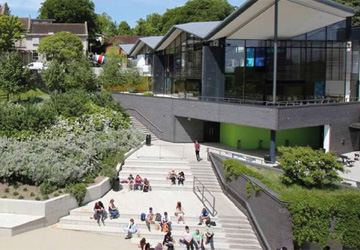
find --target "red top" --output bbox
[195,141,200,150]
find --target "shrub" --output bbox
[23,187,28,192]
[35,196,41,201]
[53,193,59,197]
[40,182,57,195]
[43,195,49,200]
[50,90,90,118]
[13,183,19,189]
[66,183,87,206]
[13,191,19,196]
[18,195,24,199]
[89,91,126,114]
[278,146,344,187]
[2,195,7,198]
[142,92,154,97]
[30,192,35,197]
[4,187,9,193]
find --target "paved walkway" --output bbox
[0,227,138,250]
[338,151,360,187]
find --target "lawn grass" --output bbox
[0,88,48,102]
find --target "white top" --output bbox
[183,231,192,242]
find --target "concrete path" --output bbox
[0,227,138,250]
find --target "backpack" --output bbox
[155,213,162,222]
[141,212,146,221]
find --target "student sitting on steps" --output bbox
[180,226,194,250]
[161,211,172,232]
[108,199,119,219]
[145,207,155,231]
[135,174,144,190]
[178,171,185,185]
[163,231,175,250]
[167,169,177,185]
[143,178,152,192]
[198,207,210,225]
[175,201,185,224]
[139,238,151,250]
[127,174,134,190]
[124,218,138,239]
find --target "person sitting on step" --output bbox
[167,169,176,185]
[180,226,194,250]
[163,231,175,250]
[93,200,105,226]
[161,211,172,232]
[135,174,143,190]
[108,199,119,219]
[128,174,134,190]
[139,237,151,250]
[192,228,205,250]
[178,171,185,185]
[145,207,155,231]
[124,218,138,239]
[143,178,151,192]
[198,207,210,225]
[175,201,185,224]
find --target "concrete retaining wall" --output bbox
[0,178,111,228]
[209,153,293,250]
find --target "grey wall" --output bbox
[152,53,165,93]
[202,39,225,98]
[210,153,293,250]
[278,103,360,153]
[113,93,360,153]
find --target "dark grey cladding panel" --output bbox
[172,99,279,130]
[278,103,360,130]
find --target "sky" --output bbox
[0,0,246,28]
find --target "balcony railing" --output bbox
[116,91,360,107]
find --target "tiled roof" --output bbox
[19,17,30,30]
[107,36,142,45]
[30,23,87,35]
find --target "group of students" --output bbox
[167,170,185,186]
[127,174,152,192]
[92,199,120,225]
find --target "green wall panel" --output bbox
[220,123,321,150]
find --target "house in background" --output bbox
[15,17,88,64]
[104,36,142,54]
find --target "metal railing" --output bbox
[125,108,163,134]
[207,147,274,166]
[116,91,360,107]
[193,176,217,216]
[135,145,186,160]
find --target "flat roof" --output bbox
[206,0,357,41]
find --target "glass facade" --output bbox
[224,21,359,101]
[163,32,203,96]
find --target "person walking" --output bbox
[194,140,200,161]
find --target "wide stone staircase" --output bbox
[54,145,262,250]
[130,116,158,142]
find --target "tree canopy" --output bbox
[39,0,97,40]
[0,15,23,52]
[96,12,118,39]
[0,52,35,99]
[334,0,360,27]
[37,32,84,63]
[118,21,132,36]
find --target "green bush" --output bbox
[23,187,28,192]
[4,187,9,193]
[53,193,59,197]
[35,196,41,201]
[13,183,19,189]
[89,91,126,114]
[278,146,344,187]
[50,90,90,118]
[12,191,19,196]
[43,195,49,200]
[66,183,87,206]
[142,92,154,97]
[223,159,360,248]
[30,192,35,197]
[100,151,124,183]
[2,195,7,198]
[40,182,57,195]
[18,195,24,199]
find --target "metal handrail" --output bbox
[193,176,217,216]
[125,108,163,133]
[135,145,186,159]
[207,147,275,166]
[118,91,360,107]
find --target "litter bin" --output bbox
[237,140,241,149]
[113,176,120,191]
[264,154,271,164]
[146,134,151,146]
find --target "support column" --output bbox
[272,0,279,103]
[270,130,276,164]
[323,125,331,153]
[152,53,165,94]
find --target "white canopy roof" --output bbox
[206,0,356,41]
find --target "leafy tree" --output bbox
[133,13,163,36]
[98,53,123,87]
[161,0,234,33]
[333,0,360,27]
[118,21,132,36]
[0,52,35,100]
[37,32,84,63]
[278,146,344,187]
[38,0,97,40]
[42,58,97,92]
[0,15,23,52]
[96,12,118,39]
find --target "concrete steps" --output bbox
[130,116,158,141]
